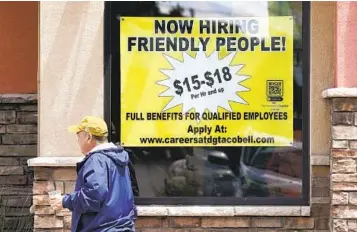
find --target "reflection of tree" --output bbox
[113,1,161,16]
[112,1,193,17]
[158,2,195,17]
[168,4,184,16]
[111,1,185,17]
[189,8,195,17]
[268,2,302,47]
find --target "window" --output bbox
[104,1,310,205]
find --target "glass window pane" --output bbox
[111,1,304,199]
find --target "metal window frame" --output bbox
[104,1,311,206]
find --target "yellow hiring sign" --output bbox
[120,17,293,147]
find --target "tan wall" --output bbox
[0,2,38,94]
[310,1,335,156]
[39,1,104,156]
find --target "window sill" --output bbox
[28,157,83,167]
[27,155,330,168]
[322,87,357,98]
[137,206,310,217]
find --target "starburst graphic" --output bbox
[157,46,251,118]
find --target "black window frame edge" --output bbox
[104,1,311,206]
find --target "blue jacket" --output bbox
[62,145,137,232]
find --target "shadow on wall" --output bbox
[40,2,104,156]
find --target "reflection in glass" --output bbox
[111,1,304,198]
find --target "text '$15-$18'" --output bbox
[173,66,233,96]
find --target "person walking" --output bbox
[50,116,137,232]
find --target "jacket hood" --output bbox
[89,143,129,167]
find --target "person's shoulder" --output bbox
[84,152,110,167]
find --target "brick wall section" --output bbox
[0,94,37,229]
[32,163,330,231]
[331,98,357,232]
[33,167,76,232]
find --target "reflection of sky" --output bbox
[158,1,269,17]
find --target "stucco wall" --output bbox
[0,2,38,94]
[39,1,104,156]
[310,1,335,156]
[336,2,357,87]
